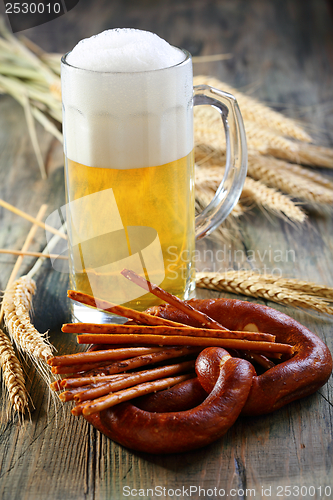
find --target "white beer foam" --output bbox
[66,29,185,72]
[61,29,193,169]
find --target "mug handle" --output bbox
[193,84,247,239]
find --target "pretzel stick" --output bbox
[50,380,62,391]
[121,270,279,367]
[69,279,276,366]
[0,198,67,240]
[71,360,195,403]
[67,290,188,327]
[58,380,117,401]
[48,347,161,366]
[76,374,193,416]
[60,373,149,401]
[72,346,201,378]
[59,373,134,390]
[51,348,179,374]
[51,359,130,375]
[62,323,275,342]
[121,269,229,330]
[77,333,294,356]
[72,401,92,416]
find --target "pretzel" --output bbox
[84,347,255,453]
[60,294,331,453]
[145,298,332,415]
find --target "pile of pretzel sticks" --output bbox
[48,269,294,417]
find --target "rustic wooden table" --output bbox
[0,1,332,499]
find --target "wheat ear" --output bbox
[196,271,333,315]
[284,163,333,190]
[244,121,300,154]
[225,270,333,300]
[240,177,306,223]
[195,163,306,223]
[0,328,28,414]
[269,142,333,169]
[3,276,53,362]
[193,75,312,143]
[248,153,333,191]
[194,105,298,154]
[247,155,333,204]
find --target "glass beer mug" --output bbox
[61,31,247,322]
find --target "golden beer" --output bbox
[65,152,195,311]
[62,30,195,320]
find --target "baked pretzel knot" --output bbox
[146,298,333,416]
[85,347,255,454]
[83,298,332,453]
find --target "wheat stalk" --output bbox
[0,248,68,259]
[223,270,333,300]
[0,203,49,327]
[0,199,67,241]
[0,17,62,174]
[194,105,299,154]
[3,276,53,363]
[0,205,54,363]
[241,177,306,222]
[283,163,333,190]
[248,153,333,191]
[196,163,306,223]
[269,142,333,169]
[193,75,312,143]
[244,121,300,154]
[195,271,333,315]
[195,144,333,191]
[0,204,56,418]
[0,211,67,419]
[195,142,333,231]
[247,155,333,204]
[0,328,28,414]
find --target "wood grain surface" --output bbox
[0,1,332,499]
